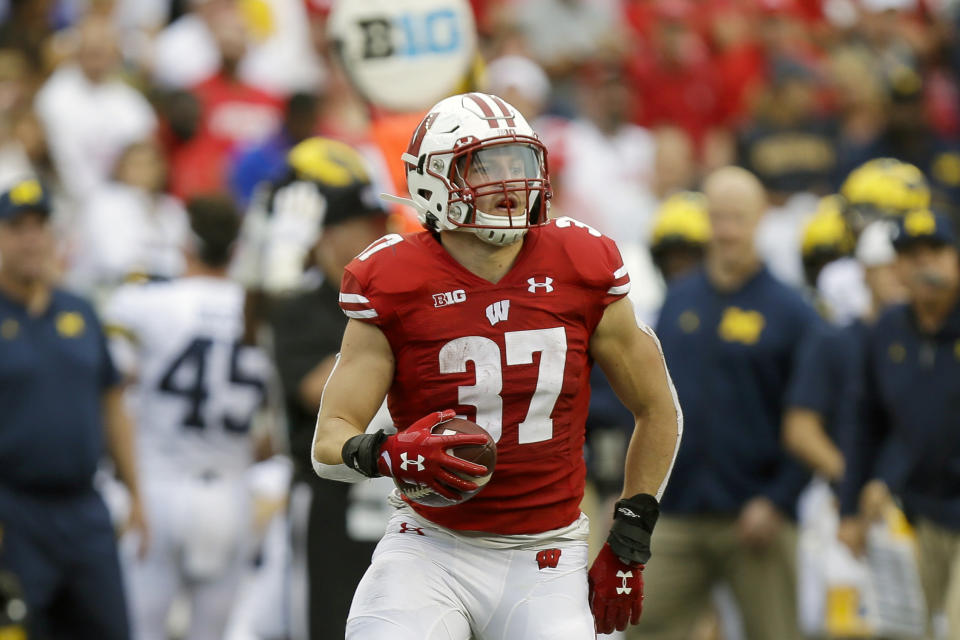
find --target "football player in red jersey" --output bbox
[311,93,683,639]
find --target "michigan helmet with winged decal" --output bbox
[384,92,551,246]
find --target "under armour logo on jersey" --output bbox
[400,452,425,471]
[616,570,634,595]
[399,522,425,536]
[527,277,554,293]
[485,300,510,326]
[536,548,562,570]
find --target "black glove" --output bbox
[607,493,660,565]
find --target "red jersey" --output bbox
[339,218,630,534]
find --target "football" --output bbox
[394,418,497,508]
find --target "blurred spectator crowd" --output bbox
[1,0,960,639]
[2,0,960,292]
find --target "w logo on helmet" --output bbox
[400,452,425,471]
[405,111,438,170]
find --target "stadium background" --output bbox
[0,0,958,638]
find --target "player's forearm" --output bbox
[312,415,367,465]
[621,404,681,501]
[102,387,142,501]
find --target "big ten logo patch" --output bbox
[433,289,466,308]
[718,307,765,345]
[536,548,561,570]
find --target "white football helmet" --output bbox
[384,93,551,246]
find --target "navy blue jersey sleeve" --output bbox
[765,302,821,514]
[837,327,889,516]
[786,326,835,415]
[90,305,120,390]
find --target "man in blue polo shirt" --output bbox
[0,178,146,639]
[631,167,819,640]
[839,209,960,638]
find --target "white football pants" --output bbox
[123,472,252,640]
[346,510,595,640]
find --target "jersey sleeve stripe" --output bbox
[344,309,378,319]
[607,283,631,296]
[338,293,370,304]
[613,265,628,279]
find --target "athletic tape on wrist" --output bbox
[341,430,387,478]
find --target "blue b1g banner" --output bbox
[328,0,477,112]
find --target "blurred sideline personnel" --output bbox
[784,214,904,482]
[0,561,27,638]
[636,167,819,640]
[0,178,146,639]
[839,209,960,637]
[266,137,388,640]
[650,191,710,284]
[819,158,930,325]
[799,196,854,301]
[782,198,857,481]
[103,196,272,640]
[232,136,388,342]
[312,93,683,638]
[580,191,709,526]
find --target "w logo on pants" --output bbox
[536,548,562,570]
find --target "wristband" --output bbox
[607,493,660,565]
[341,430,388,478]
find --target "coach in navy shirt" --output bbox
[0,179,145,639]
[633,168,818,640]
[839,209,960,636]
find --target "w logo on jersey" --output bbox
[527,277,554,293]
[485,300,510,326]
[400,452,425,471]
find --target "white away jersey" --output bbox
[104,277,271,477]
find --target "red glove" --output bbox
[376,410,490,501]
[588,542,644,634]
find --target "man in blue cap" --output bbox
[0,178,146,639]
[839,208,960,638]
